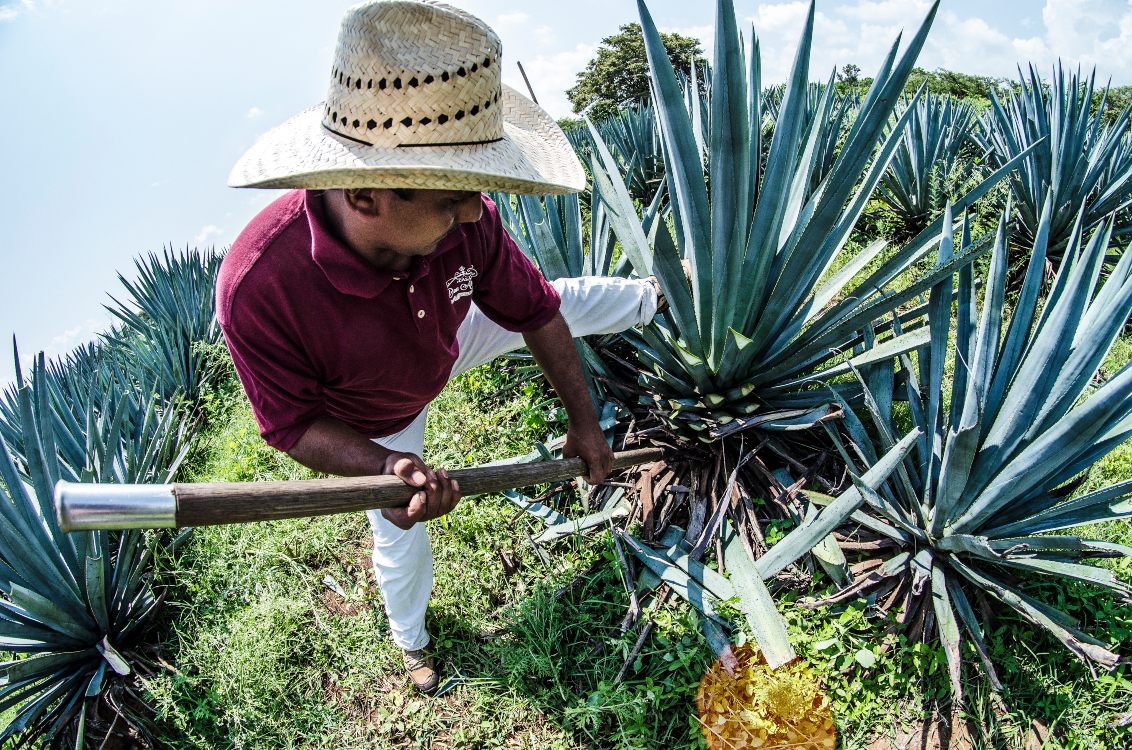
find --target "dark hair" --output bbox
[391,188,414,201]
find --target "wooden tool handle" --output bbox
[173,447,664,527]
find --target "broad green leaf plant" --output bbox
[876,93,979,237]
[977,64,1132,258]
[823,201,1132,699]
[592,0,1030,442]
[1,247,221,745]
[106,246,225,405]
[0,353,177,746]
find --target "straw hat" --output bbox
[228,0,585,195]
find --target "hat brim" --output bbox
[228,85,585,195]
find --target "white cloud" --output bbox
[727,0,1132,86]
[194,224,224,245]
[51,324,87,349]
[743,3,853,84]
[45,318,106,359]
[834,0,931,25]
[245,106,264,119]
[1042,0,1132,75]
[0,0,66,22]
[534,24,555,46]
[495,11,529,28]
[503,42,598,119]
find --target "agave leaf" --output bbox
[995,556,1131,598]
[84,661,106,698]
[757,84,929,351]
[628,529,795,667]
[0,622,88,652]
[6,584,95,643]
[971,217,1102,478]
[1041,230,1132,421]
[982,481,1132,540]
[742,1,815,313]
[0,649,96,684]
[586,120,655,276]
[949,361,1132,534]
[951,557,1120,671]
[621,532,729,626]
[96,636,130,676]
[808,238,887,317]
[533,490,630,543]
[504,490,568,527]
[84,554,110,635]
[946,576,1003,691]
[810,531,849,587]
[635,526,691,592]
[935,534,1001,560]
[771,234,995,380]
[756,429,921,579]
[983,195,1052,422]
[0,672,85,741]
[778,328,930,390]
[725,570,795,668]
[652,225,704,361]
[700,617,736,666]
[774,74,836,268]
[928,226,1009,531]
[0,491,84,614]
[637,0,711,345]
[930,565,963,699]
[804,144,1038,346]
[989,536,1132,557]
[706,0,752,363]
[842,367,925,525]
[923,206,956,500]
[517,195,571,281]
[949,217,975,430]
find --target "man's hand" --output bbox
[562,423,613,485]
[380,451,462,530]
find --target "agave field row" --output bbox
[0,248,226,747]
[496,0,1132,734]
[2,0,1132,746]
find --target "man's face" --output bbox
[377,189,484,257]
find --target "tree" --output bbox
[567,23,706,120]
[837,63,861,87]
[903,66,1011,108]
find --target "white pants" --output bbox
[367,276,657,650]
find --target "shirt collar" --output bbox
[304,191,463,299]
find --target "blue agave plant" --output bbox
[818,201,1132,699]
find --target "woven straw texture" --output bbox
[229,0,584,194]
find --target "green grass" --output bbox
[141,351,1132,749]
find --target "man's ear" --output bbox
[342,188,384,217]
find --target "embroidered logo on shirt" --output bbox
[446,265,477,303]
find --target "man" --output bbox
[218,0,657,693]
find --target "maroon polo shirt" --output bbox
[216,190,561,451]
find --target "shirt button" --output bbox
[409,285,415,293]
[417,310,426,319]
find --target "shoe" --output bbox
[402,648,439,694]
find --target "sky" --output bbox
[2,0,1129,387]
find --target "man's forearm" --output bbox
[286,416,395,477]
[522,313,600,431]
